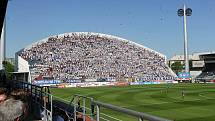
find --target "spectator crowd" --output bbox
[19,32,175,81]
[0,87,28,121]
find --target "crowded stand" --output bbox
[196,72,215,83]
[0,87,28,121]
[195,60,215,83]
[0,80,73,121]
[18,32,176,85]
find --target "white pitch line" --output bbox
[100,116,110,121]
[100,113,123,121]
[121,95,215,109]
[199,92,215,99]
[81,104,122,121]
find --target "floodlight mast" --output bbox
[0,0,8,71]
[177,5,192,73]
[0,19,6,70]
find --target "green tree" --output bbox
[2,60,14,80]
[170,61,183,74]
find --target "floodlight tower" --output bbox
[177,5,192,73]
[0,0,8,71]
[0,20,6,70]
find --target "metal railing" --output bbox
[11,81,172,121]
[73,94,95,121]
[92,101,171,121]
[71,94,171,121]
[11,81,53,121]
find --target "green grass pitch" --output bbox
[51,84,215,121]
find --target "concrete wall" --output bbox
[16,56,30,72]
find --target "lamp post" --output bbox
[0,18,6,70]
[177,5,192,73]
[0,0,8,71]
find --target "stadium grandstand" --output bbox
[196,52,215,83]
[169,52,215,83]
[15,32,176,86]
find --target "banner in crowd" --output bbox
[32,80,61,85]
[33,79,177,87]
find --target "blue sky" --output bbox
[5,0,215,59]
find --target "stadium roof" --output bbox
[199,51,215,56]
[17,32,166,59]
